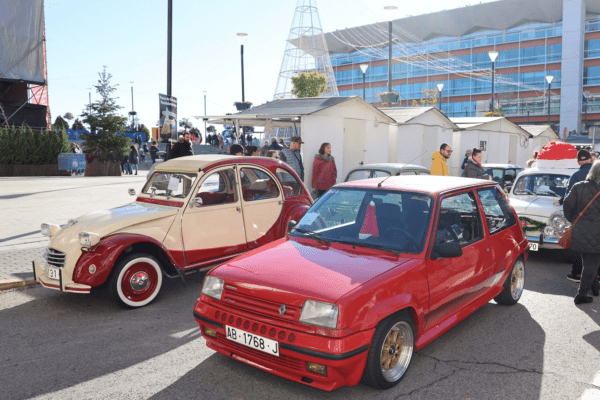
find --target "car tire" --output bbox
[494,259,525,305]
[362,310,415,390]
[109,253,163,308]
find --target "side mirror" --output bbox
[432,242,463,260]
[288,220,297,232]
[192,197,203,207]
[128,189,136,196]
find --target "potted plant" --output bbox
[234,101,253,111]
[379,91,400,104]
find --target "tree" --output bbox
[80,66,128,134]
[63,112,74,121]
[411,88,438,107]
[72,118,85,130]
[179,118,193,132]
[207,125,216,133]
[54,115,69,130]
[484,109,504,117]
[291,72,328,98]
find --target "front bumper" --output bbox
[33,260,92,294]
[193,299,374,391]
[525,234,563,250]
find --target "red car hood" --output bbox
[211,238,413,305]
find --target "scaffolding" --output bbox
[273,0,338,99]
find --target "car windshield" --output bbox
[513,173,570,197]
[142,172,197,198]
[290,187,433,254]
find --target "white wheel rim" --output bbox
[380,321,414,382]
[511,260,525,300]
[116,257,162,307]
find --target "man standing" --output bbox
[259,140,270,157]
[281,136,304,180]
[564,149,594,282]
[430,143,453,176]
[149,141,159,164]
[170,133,193,159]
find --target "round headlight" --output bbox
[41,223,51,237]
[544,226,556,238]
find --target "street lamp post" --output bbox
[87,87,92,115]
[237,33,248,143]
[584,91,590,131]
[437,83,444,111]
[546,74,554,124]
[360,63,369,100]
[128,81,136,127]
[203,90,207,143]
[384,6,398,94]
[488,50,498,112]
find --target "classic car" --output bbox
[344,163,430,182]
[193,176,528,391]
[33,155,313,308]
[483,164,523,192]
[508,167,575,251]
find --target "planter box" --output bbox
[0,164,59,177]
[378,92,400,104]
[84,158,122,176]
[234,103,252,111]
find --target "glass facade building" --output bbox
[329,11,600,132]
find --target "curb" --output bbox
[0,280,38,291]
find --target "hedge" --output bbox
[0,126,71,165]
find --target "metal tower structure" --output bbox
[273,0,338,99]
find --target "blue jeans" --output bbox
[126,163,138,174]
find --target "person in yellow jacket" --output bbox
[430,143,453,176]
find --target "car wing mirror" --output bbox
[192,197,203,207]
[128,188,136,196]
[288,220,297,232]
[432,242,463,260]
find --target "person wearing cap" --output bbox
[564,149,595,283]
[281,136,304,181]
[229,144,244,156]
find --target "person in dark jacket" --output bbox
[126,145,139,175]
[311,143,337,199]
[564,149,594,282]
[268,137,283,151]
[563,160,600,304]
[461,148,490,180]
[149,141,159,164]
[281,136,304,181]
[170,133,193,159]
[460,149,472,175]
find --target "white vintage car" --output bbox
[508,166,576,251]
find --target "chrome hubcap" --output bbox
[510,261,525,300]
[130,271,150,291]
[380,321,413,382]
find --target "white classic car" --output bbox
[508,167,575,251]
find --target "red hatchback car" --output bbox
[193,176,528,390]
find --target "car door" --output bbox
[181,167,247,267]
[426,190,490,322]
[239,166,284,249]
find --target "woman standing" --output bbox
[460,149,472,175]
[461,148,490,180]
[311,142,337,198]
[126,145,139,175]
[563,161,600,304]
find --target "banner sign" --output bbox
[159,94,177,140]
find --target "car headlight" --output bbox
[201,276,224,300]
[299,300,339,329]
[549,211,571,236]
[78,232,100,248]
[544,226,557,238]
[41,223,60,237]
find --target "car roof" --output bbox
[154,154,282,173]
[349,163,429,173]
[336,175,494,195]
[516,167,576,176]
[483,164,523,169]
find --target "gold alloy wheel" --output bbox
[510,260,525,300]
[380,321,414,382]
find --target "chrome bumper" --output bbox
[525,235,562,250]
[33,260,92,293]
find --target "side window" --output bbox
[477,187,516,234]
[196,169,237,206]
[346,170,371,181]
[276,167,303,197]
[240,167,280,202]
[372,170,391,178]
[435,191,484,247]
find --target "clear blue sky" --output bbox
[45,0,491,133]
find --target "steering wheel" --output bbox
[383,227,420,251]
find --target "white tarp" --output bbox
[0,0,45,84]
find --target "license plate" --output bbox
[225,325,279,357]
[528,242,539,251]
[47,266,60,280]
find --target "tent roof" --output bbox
[380,106,458,128]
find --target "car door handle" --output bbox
[236,206,241,212]
[278,200,284,205]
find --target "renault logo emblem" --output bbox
[278,304,286,316]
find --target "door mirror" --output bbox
[433,242,463,259]
[288,220,297,232]
[192,197,203,207]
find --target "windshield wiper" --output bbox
[292,228,330,245]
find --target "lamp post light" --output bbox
[488,50,498,112]
[203,90,207,143]
[437,83,444,111]
[360,63,369,100]
[545,74,554,124]
[384,6,398,94]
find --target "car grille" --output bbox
[45,248,66,268]
[222,289,301,323]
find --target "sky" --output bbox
[44,0,494,134]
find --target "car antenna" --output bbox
[378,151,427,188]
